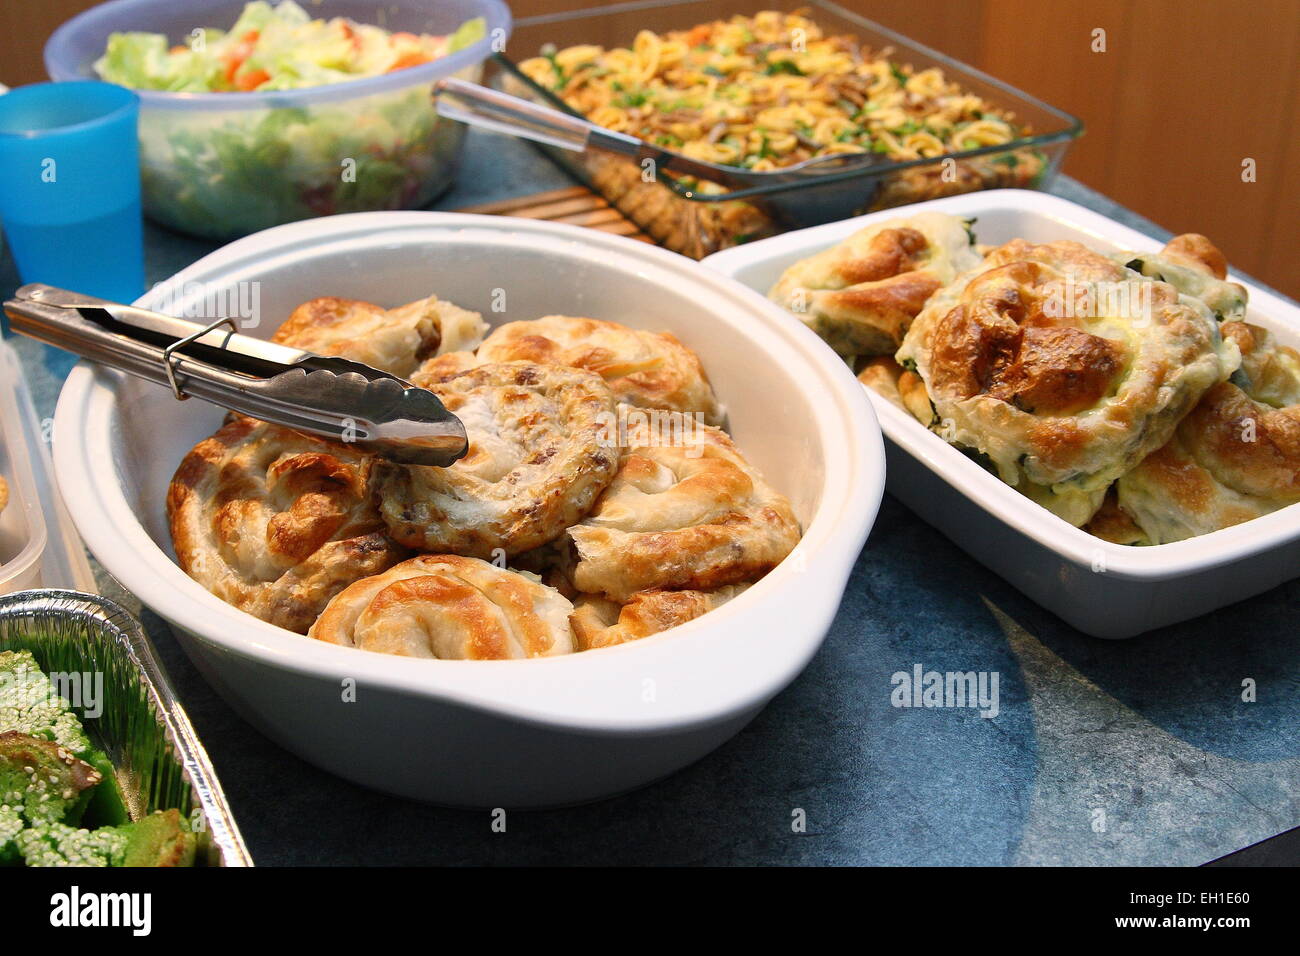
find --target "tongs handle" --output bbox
[434,76,635,154]
[2,284,469,467]
[4,284,294,396]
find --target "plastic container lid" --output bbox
[44,0,512,110]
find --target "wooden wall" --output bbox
[3,0,1295,296]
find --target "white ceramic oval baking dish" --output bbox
[704,189,1300,638]
[52,212,883,806]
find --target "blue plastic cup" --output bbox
[0,82,144,305]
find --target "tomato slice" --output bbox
[235,68,271,91]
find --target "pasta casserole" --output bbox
[510,10,1054,255]
[519,10,1032,172]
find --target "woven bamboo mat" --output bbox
[455,185,653,243]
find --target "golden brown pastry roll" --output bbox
[1116,322,1300,543]
[376,362,620,558]
[1112,233,1248,323]
[567,409,800,601]
[460,315,725,425]
[1082,486,1149,546]
[570,585,747,651]
[167,416,407,633]
[309,555,575,659]
[897,237,1240,526]
[271,293,488,377]
[856,356,935,427]
[410,350,480,385]
[769,211,983,356]
[1223,320,1300,409]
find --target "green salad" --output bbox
[92,1,488,239]
[96,1,485,93]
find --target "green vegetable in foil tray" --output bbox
[0,649,196,867]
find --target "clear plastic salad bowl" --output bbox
[45,0,511,240]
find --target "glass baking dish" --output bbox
[489,0,1083,258]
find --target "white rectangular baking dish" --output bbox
[50,212,884,807]
[704,189,1300,638]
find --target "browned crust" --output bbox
[818,272,943,346]
[1082,487,1148,545]
[376,362,621,557]
[271,296,386,348]
[167,416,407,634]
[1182,382,1300,501]
[833,227,930,284]
[471,316,724,424]
[568,421,800,601]
[1162,233,1228,280]
[309,554,571,659]
[571,587,739,650]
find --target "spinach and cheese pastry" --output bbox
[1111,233,1248,323]
[309,555,576,659]
[769,212,983,356]
[1082,487,1149,546]
[856,356,936,426]
[570,584,748,651]
[427,315,725,425]
[567,406,800,601]
[376,362,621,558]
[1116,321,1300,543]
[896,236,1241,526]
[168,416,407,633]
[272,293,488,377]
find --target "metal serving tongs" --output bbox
[3,284,469,467]
[433,77,888,191]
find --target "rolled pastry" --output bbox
[897,237,1240,525]
[1116,321,1300,543]
[567,408,800,601]
[856,356,935,427]
[167,416,407,633]
[310,555,575,659]
[443,315,725,425]
[571,585,747,650]
[376,362,621,557]
[272,293,487,377]
[769,211,983,356]
[1110,233,1248,323]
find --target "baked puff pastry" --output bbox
[1112,233,1248,323]
[769,211,983,356]
[415,315,725,425]
[856,356,936,427]
[571,585,747,650]
[271,293,488,377]
[896,238,1240,526]
[309,555,575,659]
[1116,322,1300,543]
[376,362,621,558]
[167,416,407,633]
[567,408,800,601]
